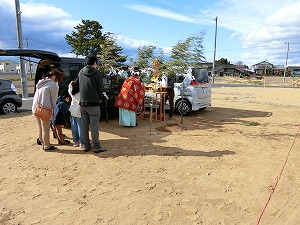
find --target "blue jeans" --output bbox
[80,106,101,149]
[70,116,84,144]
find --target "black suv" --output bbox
[0,49,121,120]
[0,78,22,114]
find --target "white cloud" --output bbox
[126,4,209,24]
[123,0,300,65]
[265,1,300,26]
[115,35,154,48]
[20,2,80,34]
[1,0,299,66]
[204,0,300,65]
[0,1,81,54]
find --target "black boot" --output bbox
[37,138,42,145]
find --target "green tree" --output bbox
[217,58,230,65]
[164,31,206,75]
[65,20,126,68]
[134,45,157,69]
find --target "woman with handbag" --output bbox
[32,69,59,150]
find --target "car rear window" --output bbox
[192,68,209,83]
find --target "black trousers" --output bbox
[165,88,174,118]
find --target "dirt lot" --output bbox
[0,79,300,224]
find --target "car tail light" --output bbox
[190,80,198,85]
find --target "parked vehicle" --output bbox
[0,49,121,120]
[0,78,22,114]
[172,68,211,115]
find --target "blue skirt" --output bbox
[119,108,136,127]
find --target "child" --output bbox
[68,80,84,148]
[52,93,71,145]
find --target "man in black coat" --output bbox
[75,55,107,153]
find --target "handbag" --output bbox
[34,84,53,120]
[34,104,52,120]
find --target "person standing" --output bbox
[68,80,84,148]
[52,93,71,145]
[114,67,145,127]
[34,59,54,94]
[165,75,175,119]
[32,69,59,150]
[75,55,107,153]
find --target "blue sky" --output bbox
[1,0,300,68]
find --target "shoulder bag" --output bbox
[34,86,53,120]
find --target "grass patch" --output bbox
[250,80,263,85]
[0,75,35,81]
[241,121,260,126]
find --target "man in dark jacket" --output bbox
[75,55,107,153]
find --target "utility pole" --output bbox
[283,42,289,82]
[212,16,218,84]
[264,60,267,88]
[15,0,28,98]
[25,38,33,79]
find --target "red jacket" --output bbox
[114,75,145,112]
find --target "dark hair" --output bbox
[46,68,65,83]
[43,65,54,77]
[62,91,70,99]
[71,81,79,95]
[86,55,98,66]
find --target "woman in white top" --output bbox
[32,69,59,150]
[68,80,84,148]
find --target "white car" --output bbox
[169,68,212,115]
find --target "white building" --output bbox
[0,59,38,75]
[16,60,38,75]
[0,60,18,74]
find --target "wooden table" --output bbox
[142,91,167,122]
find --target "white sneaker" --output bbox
[73,142,80,147]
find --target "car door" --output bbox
[192,68,211,108]
[0,49,60,61]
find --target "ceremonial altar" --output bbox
[141,83,167,122]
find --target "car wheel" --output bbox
[1,101,18,114]
[175,99,192,115]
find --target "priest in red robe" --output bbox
[114,67,145,127]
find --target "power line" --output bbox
[0,37,68,49]
[27,38,68,48]
[138,0,300,55]
[140,0,202,19]
[205,43,298,53]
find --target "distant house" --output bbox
[252,61,300,77]
[16,61,38,75]
[287,65,300,77]
[198,60,294,77]
[199,62,253,77]
[196,62,213,75]
[273,65,285,76]
[0,59,38,75]
[198,62,213,69]
[0,60,18,74]
[252,61,274,75]
[215,64,245,77]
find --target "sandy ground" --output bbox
[1,81,300,224]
